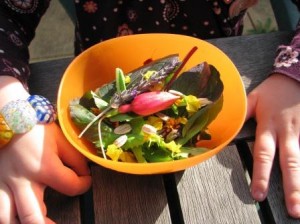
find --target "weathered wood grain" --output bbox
[208,31,294,94]
[91,166,171,224]
[44,188,81,224]
[175,145,260,224]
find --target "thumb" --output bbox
[246,91,258,121]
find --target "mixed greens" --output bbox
[69,48,224,163]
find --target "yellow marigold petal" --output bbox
[146,116,163,130]
[174,98,184,106]
[185,95,201,114]
[163,140,181,153]
[119,152,137,163]
[143,70,155,80]
[106,144,123,161]
[177,117,187,125]
[124,75,131,84]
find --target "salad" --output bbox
[69,47,224,163]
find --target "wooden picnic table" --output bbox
[28,31,300,224]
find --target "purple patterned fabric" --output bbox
[0,0,299,86]
[0,0,50,89]
[271,22,300,82]
[73,0,245,54]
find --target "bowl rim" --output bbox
[57,33,247,174]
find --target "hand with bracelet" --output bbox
[0,76,92,223]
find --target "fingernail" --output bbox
[253,191,265,201]
[290,204,300,217]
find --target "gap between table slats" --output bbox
[175,144,261,224]
[236,140,300,224]
[90,166,172,224]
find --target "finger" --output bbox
[54,125,91,176]
[278,130,300,218]
[251,125,277,201]
[245,91,257,121]
[0,183,18,224]
[11,179,46,224]
[31,183,47,216]
[15,182,53,223]
[41,155,91,196]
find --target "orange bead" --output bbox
[0,114,14,149]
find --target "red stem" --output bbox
[165,46,198,90]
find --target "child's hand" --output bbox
[0,123,92,223]
[247,74,300,218]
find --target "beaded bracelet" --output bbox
[0,95,56,149]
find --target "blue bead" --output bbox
[27,95,56,124]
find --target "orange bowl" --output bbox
[57,33,246,174]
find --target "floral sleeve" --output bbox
[0,1,49,89]
[271,1,300,82]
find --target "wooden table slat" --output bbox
[45,189,81,224]
[176,145,261,224]
[91,167,171,224]
[207,32,294,94]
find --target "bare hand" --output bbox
[247,74,300,218]
[0,120,91,223]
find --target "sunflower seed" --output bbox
[168,89,184,96]
[155,112,170,121]
[114,123,132,135]
[142,124,157,134]
[114,135,128,148]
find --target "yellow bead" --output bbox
[0,114,14,149]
